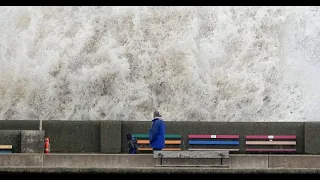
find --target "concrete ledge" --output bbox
[0,167,320,174]
[43,154,153,168]
[2,154,320,170]
[225,154,268,169]
[0,154,43,166]
[269,155,320,168]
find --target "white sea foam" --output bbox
[0,6,320,121]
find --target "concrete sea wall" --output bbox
[0,120,319,154]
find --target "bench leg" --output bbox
[155,158,162,166]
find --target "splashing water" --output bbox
[0,6,320,121]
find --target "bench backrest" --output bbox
[188,134,240,152]
[245,135,296,153]
[132,134,182,151]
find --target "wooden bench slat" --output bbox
[0,145,12,149]
[246,135,296,140]
[138,148,181,151]
[189,140,239,145]
[0,150,12,154]
[188,148,239,151]
[138,140,181,145]
[246,141,296,145]
[246,148,296,152]
[132,134,181,139]
[153,150,229,158]
[189,135,239,139]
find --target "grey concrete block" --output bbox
[43,154,153,168]
[43,121,100,153]
[100,121,121,153]
[0,154,43,166]
[21,130,45,153]
[0,120,38,130]
[269,155,320,168]
[0,130,21,153]
[304,122,320,154]
[225,154,268,169]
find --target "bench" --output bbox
[188,134,240,153]
[245,135,296,153]
[153,150,229,167]
[0,145,12,154]
[132,134,182,151]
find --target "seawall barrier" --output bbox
[0,120,319,154]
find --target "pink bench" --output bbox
[245,135,296,153]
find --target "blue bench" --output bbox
[188,134,240,152]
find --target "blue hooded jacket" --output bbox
[149,118,166,149]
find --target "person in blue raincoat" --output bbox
[149,111,166,151]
